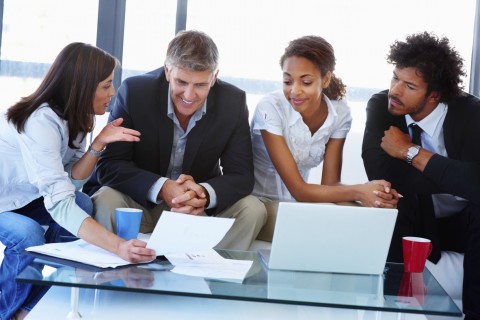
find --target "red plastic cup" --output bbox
[402,236,432,273]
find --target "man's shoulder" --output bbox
[369,89,389,101]
[366,89,389,111]
[212,78,246,96]
[122,67,165,86]
[447,93,480,121]
[118,68,167,99]
[207,78,247,114]
[450,92,480,107]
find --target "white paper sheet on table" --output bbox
[26,239,132,268]
[146,210,234,255]
[166,249,254,283]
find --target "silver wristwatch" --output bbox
[87,145,106,157]
[406,145,421,165]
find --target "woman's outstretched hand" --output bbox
[91,118,141,151]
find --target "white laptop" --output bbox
[259,202,398,275]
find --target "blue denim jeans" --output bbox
[0,192,93,320]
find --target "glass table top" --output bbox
[17,250,462,317]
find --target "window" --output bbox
[1,0,477,182]
[0,0,98,112]
[185,0,475,105]
[121,0,177,80]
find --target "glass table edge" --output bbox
[16,251,463,317]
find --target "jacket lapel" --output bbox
[158,71,174,176]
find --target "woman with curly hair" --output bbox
[250,35,400,240]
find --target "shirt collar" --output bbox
[405,102,447,138]
[288,93,336,127]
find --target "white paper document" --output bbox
[146,211,234,255]
[26,239,132,268]
[166,249,253,283]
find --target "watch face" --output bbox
[407,146,420,164]
[408,146,420,157]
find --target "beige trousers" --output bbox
[256,198,279,242]
[91,186,267,251]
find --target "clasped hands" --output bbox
[365,180,401,209]
[363,125,410,209]
[159,174,208,215]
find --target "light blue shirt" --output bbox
[0,104,90,235]
[146,90,217,209]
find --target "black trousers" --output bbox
[462,203,480,319]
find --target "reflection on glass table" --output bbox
[17,250,462,318]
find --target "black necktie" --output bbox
[410,123,423,146]
[408,123,440,262]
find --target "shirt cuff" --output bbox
[147,177,168,204]
[48,196,90,236]
[199,183,217,209]
[64,162,89,191]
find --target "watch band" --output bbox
[87,145,106,157]
[406,145,421,165]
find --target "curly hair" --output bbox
[387,31,466,103]
[280,35,346,100]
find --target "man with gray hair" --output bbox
[90,30,267,250]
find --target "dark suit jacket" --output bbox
[362,89,480,262]
[95,67,254,214]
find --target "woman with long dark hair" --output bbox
[0,42,155,320]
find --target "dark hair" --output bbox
[165,30,219,72]
[7,42,119,148]
[280,35,346,100]
[387,31,466,103]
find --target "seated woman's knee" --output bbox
[14,216,45,249]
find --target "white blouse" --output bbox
[250,91,352,201]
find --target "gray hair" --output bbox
[165,30,219,72]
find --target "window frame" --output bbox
[0,0,479,95]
